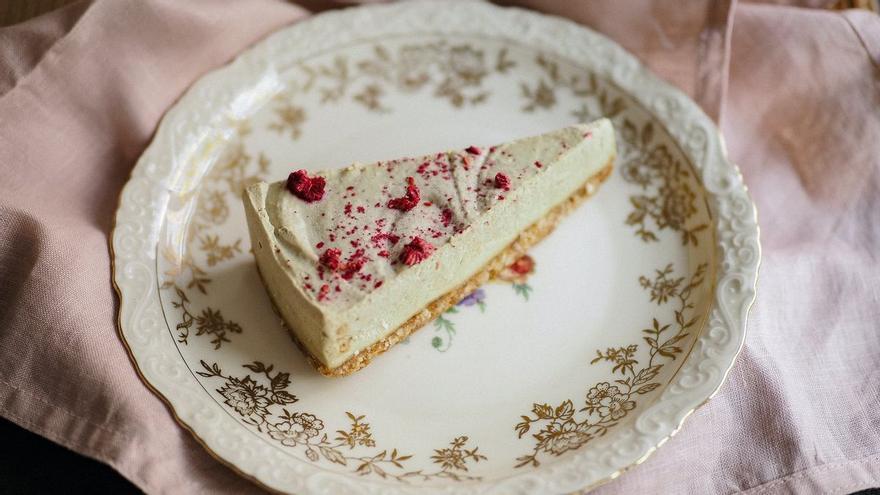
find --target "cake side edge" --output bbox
[242,182,331,365]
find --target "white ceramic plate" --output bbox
[111,2,760,493]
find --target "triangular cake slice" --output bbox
[243,119,616,376]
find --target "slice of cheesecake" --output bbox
[243,119,616,376]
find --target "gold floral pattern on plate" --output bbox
[513,263,708,468]
[166,144,270,296]
[619,120,709,245]
[514,52,707,246]
[274,42,514,116]
[167,285,242,349]
[197,360,487,483]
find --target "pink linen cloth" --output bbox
[0,1,877,493]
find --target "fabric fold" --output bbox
[0,1,877,494]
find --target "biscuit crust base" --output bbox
[287,159,614,377]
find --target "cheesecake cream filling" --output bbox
[244,119,616,369]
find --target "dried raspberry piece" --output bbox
[509,255,535,275]
[387,177,420,211]
[317,284,330,301]
[441,208,453,227]
[286,169,325,202]
[494,172,511,191]
[371,232,400,246]
[319,248,341,271]
[465,146,481,155]
[340,249,367,280]
[399,237,435,266]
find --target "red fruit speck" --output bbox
[315,242,324,249]
[465,146,481,155]
[534,161,543,169]
[378,250,390,258]
[494,172,511,191]
[374,280,384,288]
[286,170,325,202]
[387,177,420,211]
[441,208,453,227]
[356,206,365,214]
[399,237,435,266]
[509,255,535,275]
[340,250,367,280]
[317,284,330,301]
[319,248,342,271]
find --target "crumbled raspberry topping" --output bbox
[317,284,330,301]
[494,172,511,190]
[387,177,420,211]
[340,250,367,280]
[318,246,369,283]
[371,232,400,246]
[286,170,325,202]
[319,248,342,271]
[399,237,435,266]
[465,146,481,155]
[441,208,453,227]
[534,161,543,169]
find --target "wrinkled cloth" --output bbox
[1,1,878,494]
